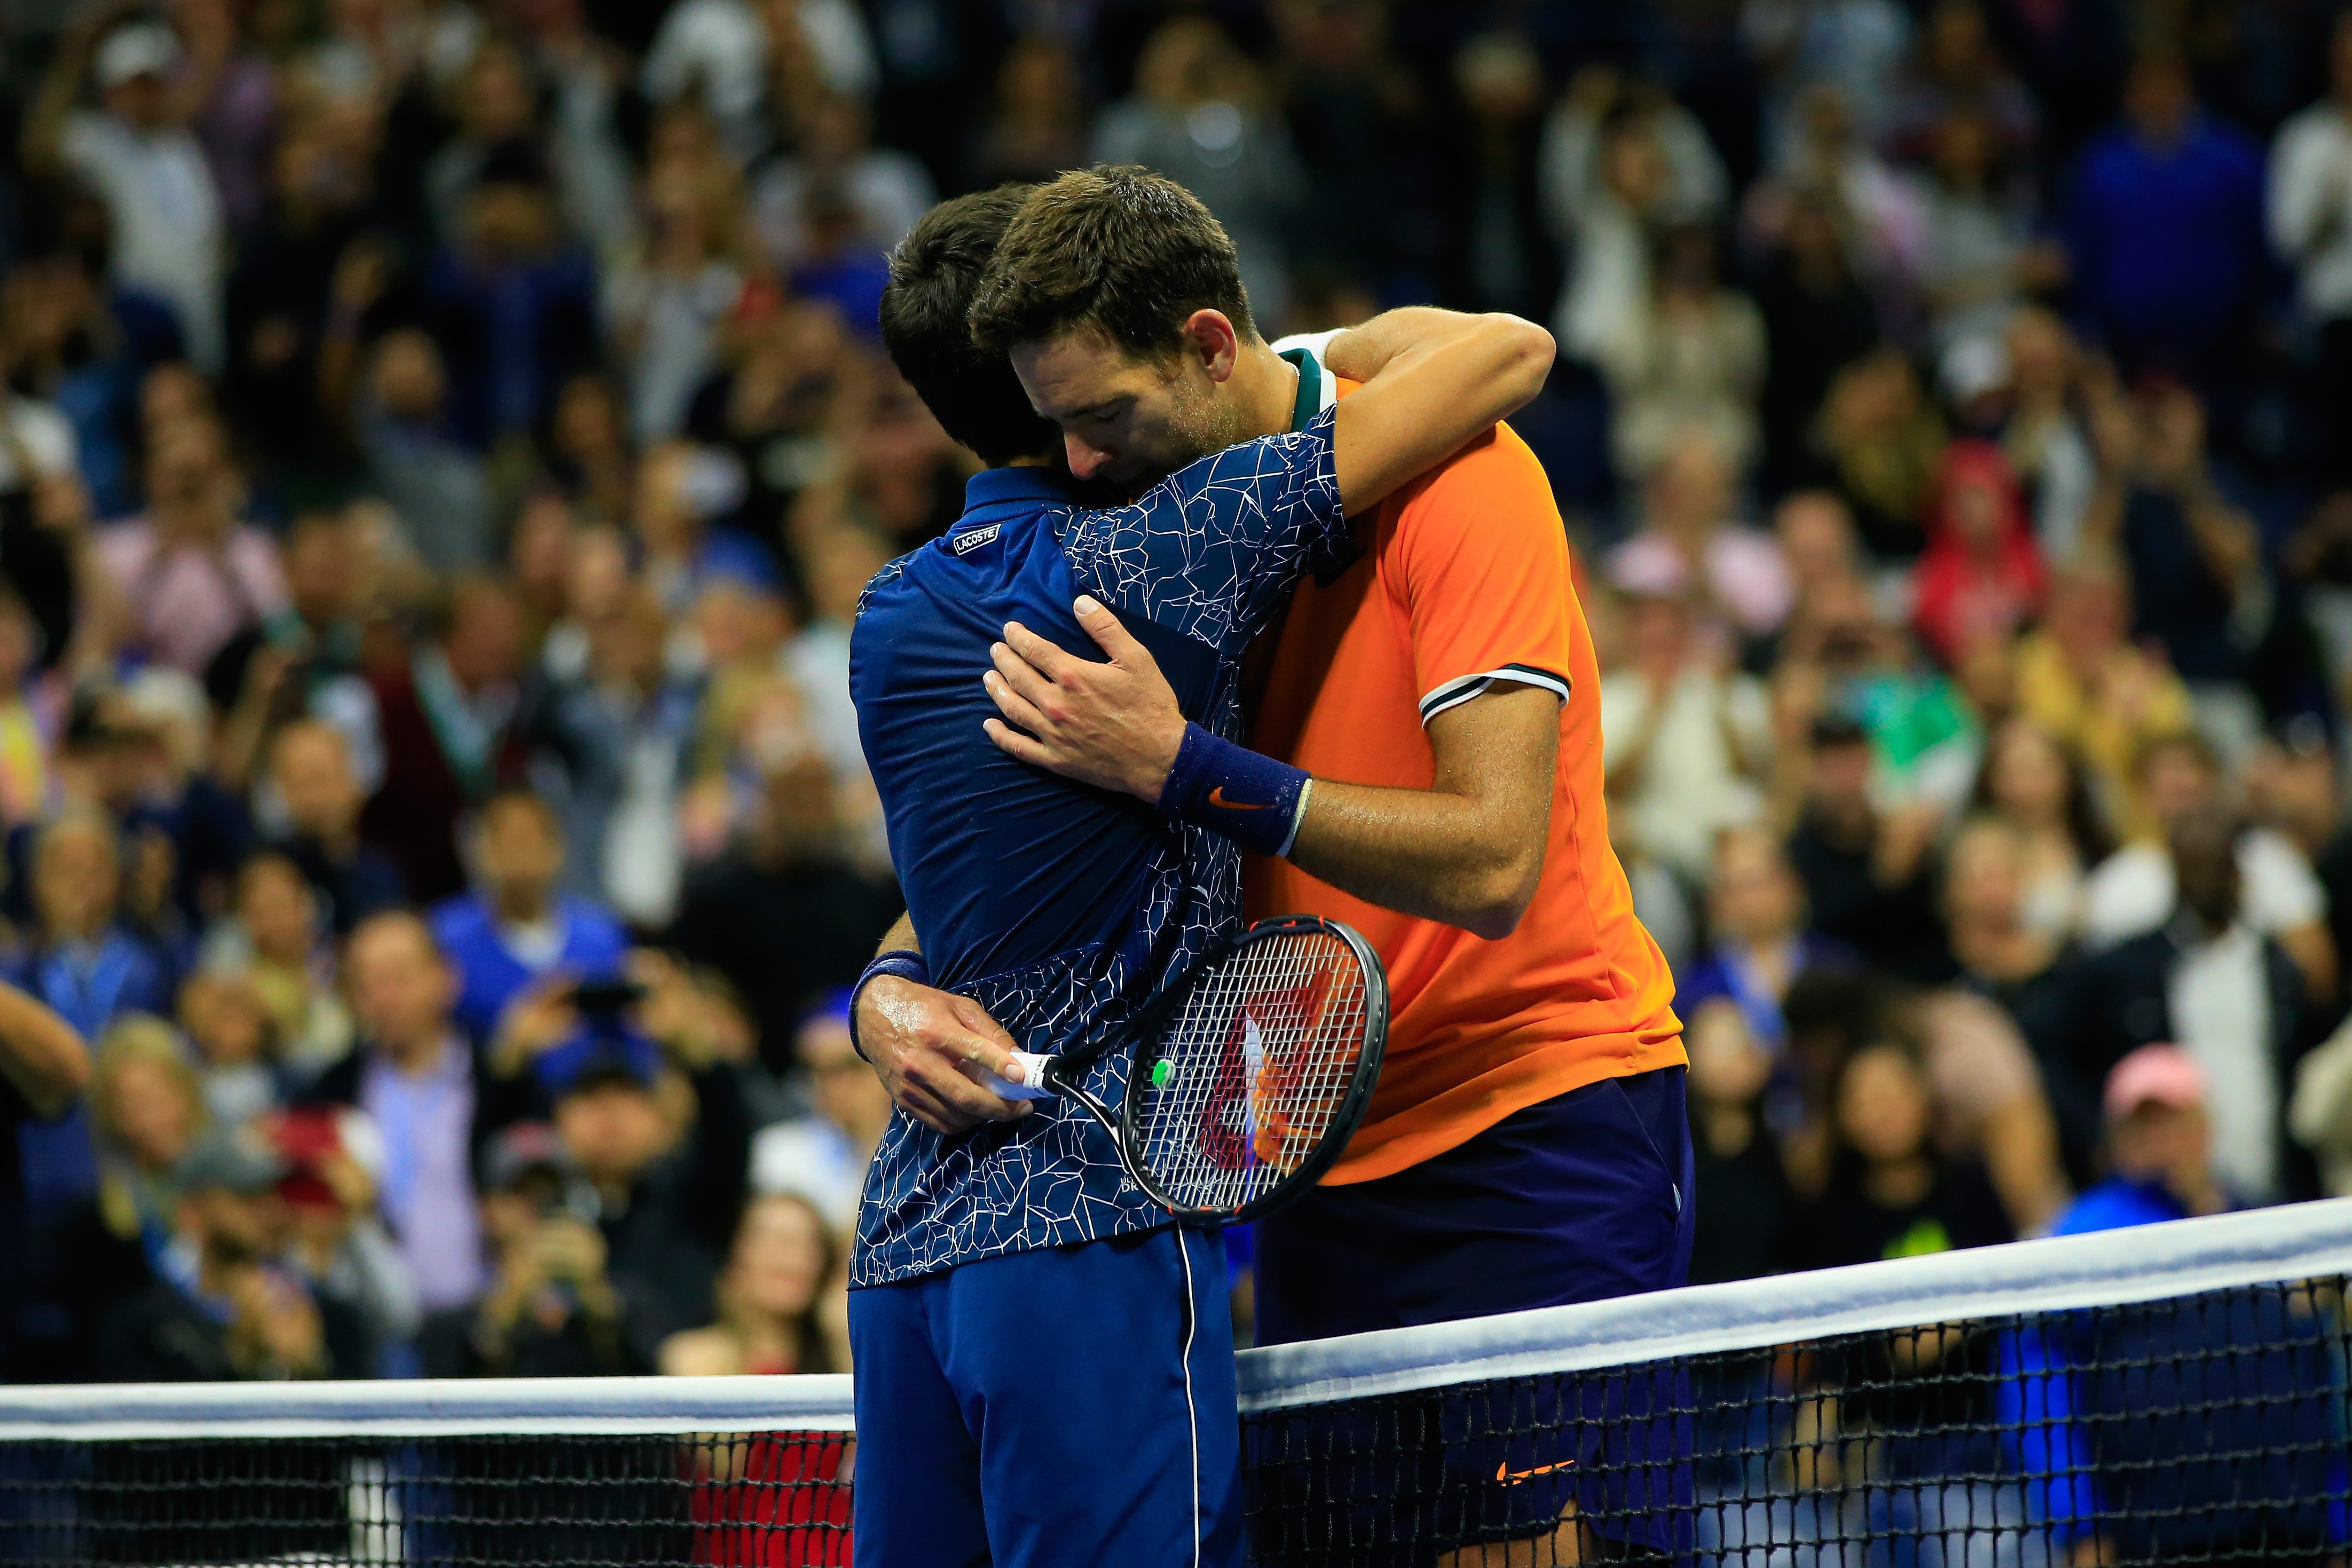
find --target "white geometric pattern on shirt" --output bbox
[851,415,1343,1287]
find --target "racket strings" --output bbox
[1136,931,1372,1213]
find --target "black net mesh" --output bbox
[0,1433,853,1567]
[3,1278,2347,1566]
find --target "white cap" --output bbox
[93,23,181,90]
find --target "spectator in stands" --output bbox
[1753,190,1882,495]
[416,140,600,452]
[178,968,278,1129]
[8,809,175,1256]
[2246,721,2352,1029]
[23,18,227,373]
[218,108,374,494]
[360,577,527,904]
[973,35,1085,191]
[2055,1044,2228,1233]
[605,152,748,443]
[2081,732,2334,1000]
[1796,1034,2014,1269]
[98,1128,364,1380]
[1784,716,1948,980]
[2000,307,2099,564]
[302,911,497,1315]
[1678,827,1857,1051]
[1607,429,1792,643]
[1683,999,1798,1285]
[491,953,751,1365]
[520,579,701,927]
[1541,66,1728,380]
[750,992,890,1233]
[2065,51,2267,382]
[2086,377,2268,704]
[658,1191,844,1375]
[207,852,352,1073]
[2274,12,2352,492]
[418,1121,641,1378]
[2011,555,2196,838]
[432,791,630,1043]
[669,748,896,1070]
[1091,21,1301,325]
[1807,346,1949,560]
[1594,223,1767,480]
[1968,716,2113,940]
[95,410,286,677]
[1911,440,2045,669]
[2002,1049,2338,1568]
[270,1105,422,1376]
[267,721,405,937]
[2076,806,2309,1206]
[356,330,494,573]
[1942,818,2098,1174]
[85,1016,203,1258]
[1599,582,1773,884]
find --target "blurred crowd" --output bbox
[4,0,2352,1388]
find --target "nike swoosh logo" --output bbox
[1208,787,1274,811]
[1495,1460,1575,1485]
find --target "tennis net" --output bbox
[4,1199,2350,1566]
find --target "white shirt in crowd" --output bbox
[2270,98,2352,323]
[1598,664,1772,882]
[642,0,876,160]
[0,396,77,494]
[749,1116,865,1235]
[59,109,225,373]
[2167,920,2280,1203]
[2079,828,2325,949]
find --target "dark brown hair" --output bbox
[878,186,1057,466]
[967,165,1253,358]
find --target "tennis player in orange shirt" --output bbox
[859,166,1689,1563]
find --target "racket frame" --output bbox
[1039,914,1388,1225]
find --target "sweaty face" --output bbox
[1010,328,1244,495]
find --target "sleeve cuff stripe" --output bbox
[1417,666,1572,724]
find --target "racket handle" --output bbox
[980,1050,1056,1101]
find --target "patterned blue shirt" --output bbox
[848,408,1344,1286]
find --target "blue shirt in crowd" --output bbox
[428,890,631,1043]
[2066,112,2268,369]
[848,404,1346,1287]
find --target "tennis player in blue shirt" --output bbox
[847,182,1552,1568]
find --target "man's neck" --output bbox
[494,887,552,927]
[378,1029,447,1076]
[1230,341,1302,442]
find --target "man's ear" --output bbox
[1182,310,1242,383]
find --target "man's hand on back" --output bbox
[981,595,1185,802]
[859,977,1036,1136]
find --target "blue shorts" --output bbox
[848,1225,1244,1568]
[1249,1066,1695,1563]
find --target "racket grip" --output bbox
[980,1051,1056,1101]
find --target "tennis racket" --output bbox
[984,915,1388,1223]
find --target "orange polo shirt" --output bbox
[1245,391,1684,1184]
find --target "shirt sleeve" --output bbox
[1394,427,1576,725]
[1060,405,1344,656]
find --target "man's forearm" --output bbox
[0,980,89,1118]
[1284,685,1560,940]
[876,912,919,957]
[1287,780,1551,940]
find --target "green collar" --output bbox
[1278,346,1324,433]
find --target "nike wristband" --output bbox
[848,950,929,1064]
[1156,722,1312,859]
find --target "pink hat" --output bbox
[2104,1044,2206,1121]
